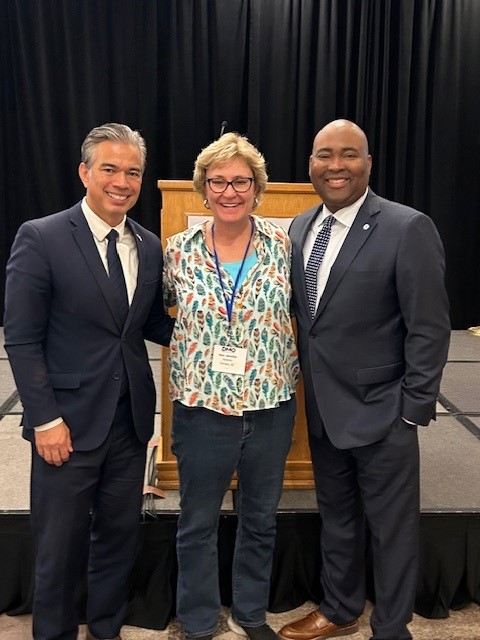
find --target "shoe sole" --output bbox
[278,622,359,640]
[227,616,248,637]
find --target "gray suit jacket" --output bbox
[291,189,450,448]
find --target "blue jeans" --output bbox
[172,397,296,637]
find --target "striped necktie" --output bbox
[304,214,335,318]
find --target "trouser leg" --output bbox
[172,402,242,637]
[30,448,98,640]
[232,397,296,625]
[355,419,420,640]
[308,431,366,624]
[86,395,147,639]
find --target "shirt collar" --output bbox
[315,187,369,231]
[186,213,282,244]
[81,197,127,241]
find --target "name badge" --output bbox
[212,344,248,374]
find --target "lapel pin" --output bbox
[136,233,143,242]
[363,224,370,230]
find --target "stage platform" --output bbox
[1,329,479,630]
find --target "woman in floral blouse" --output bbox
[163,133,300,640]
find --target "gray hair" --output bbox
[81,123,147,172]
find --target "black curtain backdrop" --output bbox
[1,514,480,626]
[1,0,480,327]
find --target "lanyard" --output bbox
[212,217,255,331]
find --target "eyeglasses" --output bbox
[205,177,255,193]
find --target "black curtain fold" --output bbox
[1,0,480,326]
[1,514,479,626]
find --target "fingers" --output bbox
[35,422,73,466]
[36,443,71,466]
[39,446,70,466]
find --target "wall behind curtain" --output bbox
[1,0,479,328]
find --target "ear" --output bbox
[78,162,89,188]
[308,155,314,178]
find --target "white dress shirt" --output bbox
[82,198,138,305]
[303,188,368,308]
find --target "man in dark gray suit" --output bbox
[279,120,450,640]
[4,123,173,640]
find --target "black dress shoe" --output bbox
[86,630,122,640]
[228,615,279,640]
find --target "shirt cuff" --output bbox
[34,417,63,431]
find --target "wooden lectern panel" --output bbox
[156,180,320,489]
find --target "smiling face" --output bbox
[205,157,257,228]
[78,140,143,226]
[309,120,372,213]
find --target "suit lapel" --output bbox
[69,205,125,332]
[292,205,322,314]
[314,194,379,320]
[125,219,146,330]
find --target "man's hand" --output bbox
[35,422,73,466]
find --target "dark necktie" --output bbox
[106,229,129,326]
[304,214,335,318]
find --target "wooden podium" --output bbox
[156,180,320,490]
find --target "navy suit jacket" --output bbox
[291,189,451,449]
[4,202,173,450]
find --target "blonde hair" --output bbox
[193,132,268,203]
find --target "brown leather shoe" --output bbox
[86,630,122,640]
[279,610,359,640]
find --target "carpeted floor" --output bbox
[1,601,480,639]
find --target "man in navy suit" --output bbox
[279,120,450,640]
[4,123,173,640]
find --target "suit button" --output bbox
[309,332,317,338]
[113,372,121,380]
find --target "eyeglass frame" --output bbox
[205,177,255,193]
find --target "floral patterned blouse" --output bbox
[163,216,300,415]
